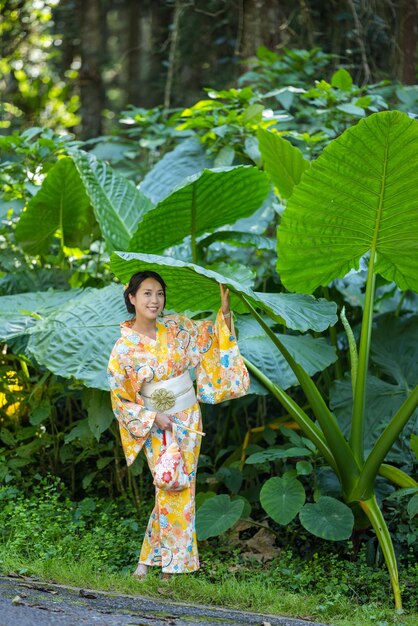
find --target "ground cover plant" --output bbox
[0,479,417,626]
[1,49,417,619]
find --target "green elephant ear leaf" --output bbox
[260,475,306,525]
[71,150,153,252]
[258,127,310,199]
[299,496,354,540]
[140,138,212,204]
[0,290,83,340]
[407,493,418,519]
[109,251,337,331]
[15,158,94,254]
[277,111,418,293]
[198,230,276,252]
[254,292,337,332]
[246,447,312,464]
[129,166,271,254]
[26,284,126,390]
[196,494,244,540]
[83,388,115,441]
[236,316,337,391]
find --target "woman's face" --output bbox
[129,277,165,321]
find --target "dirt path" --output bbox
[0,575,329,626]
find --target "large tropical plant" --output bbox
[108,110,418,610]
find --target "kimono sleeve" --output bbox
[193,309,250,404]
[107,347,157,465]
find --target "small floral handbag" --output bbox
[153,429,189,491]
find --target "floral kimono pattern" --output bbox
[107,309,250,574]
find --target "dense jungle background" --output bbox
[1,1,418,624]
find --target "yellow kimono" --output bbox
[107,309,250,574]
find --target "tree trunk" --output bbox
[126,0,145,106]
[126,0,166,107]
[400,0,418,84]
[240,0,282,59]
[78,0,105,138]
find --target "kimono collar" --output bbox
[120,319,143,345]
[120,318,162,345]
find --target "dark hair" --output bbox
[124,271,167,315]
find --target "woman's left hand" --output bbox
[220,284,230,315]
[220,284,232,331]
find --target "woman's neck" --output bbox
[131,318,156,338]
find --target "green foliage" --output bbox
[0,1,80,131]
[176,86,279,164]
[109,251,337,329]
[0,480,417,620]
[237,315,338,390]
[177,49,410,169]
[239,47,417,158]
[277,111,418,294]
[25,284,125,389]
[15,157,94,254]
[140,138,212,203]
[0,478,145,571]
[0,290,82,340]
[299,496,354,541]
[84,388,115,441]
[260,474,306,525]
[330,314,418,467]
[257,127,310,199]
[128,166,270,259]
[113,105,184,181]
[238,47,336,91]
[196,494,244,540]
[71,150,154,252]
[0,128,80,201]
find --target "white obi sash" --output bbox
[141,371,197,413]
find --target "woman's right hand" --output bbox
[155,412,173,431]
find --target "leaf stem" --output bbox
[240,518,282,538]
[340,306,358,397]
[358,495,402,610]
[323,287,342,380]
[378,463,418,489]
[355,383,418,498]
[191,183,197,264]
[239,294,360,492]
[242,357,337,472]
[350,255,376,464]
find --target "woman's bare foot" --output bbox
[132,563,148,580]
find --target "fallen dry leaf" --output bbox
[79,589,97,599]
[11,595,22,605]
[228,519,254,542]
[244,527,278,561]
[21,583,58,595]
[11,596,63,612]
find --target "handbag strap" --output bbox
[162,424,180,448]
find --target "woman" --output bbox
[107,270,250,578]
